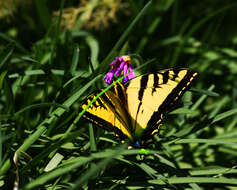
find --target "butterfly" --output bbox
[80,68,199,147]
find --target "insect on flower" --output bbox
[81,55,199,148]
[104,55,136,84]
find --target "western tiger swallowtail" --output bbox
[81,68,199,147]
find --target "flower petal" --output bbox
[123,63,128,76]
[109,61,117,66]
[119,61,125,71]
[104,68,116,84]
[118,57,124,62]
[128,65,136,79]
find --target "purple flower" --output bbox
[104,56,136,84]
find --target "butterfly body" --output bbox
[81,68,199,147]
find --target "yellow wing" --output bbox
[125,68,199,139]
[81,87,133,140]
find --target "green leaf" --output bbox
[0,70,7,89]
[190,167,237,176]
[0,42,15,71]
[175,138,237,145]
[191,85,215,111]
[44,153,64,172]
[191,88,219,97]
[85,36,99,71]
[70,44,80,74]
[212,108,237,123]
[0,180,4,187]
[169,108,198,115]
[136,163,158,178]
[148,177,237,185]
[13,103,69,117]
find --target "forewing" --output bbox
[125,68,199,138]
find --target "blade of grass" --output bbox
[175,138,237,145]
[191,85,215,111]
[191,88,219,97]
[189,167,237,176]
[70,44,80,75]
[4,76,15,114]
[148,177,237,185]
[44,153,64,172]
[169,108,198,115]
[86,36,99,71]
[0,70,7,89]
[0,42,15,71]
[89,123,97,152]
[218,146,237,156]
[136,163,158,178]
[212,108,237,124]
[208,96,229,119]
[49,0,65,65]
[13,103,69,117]
[178,85,215,126]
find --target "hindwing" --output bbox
[81,86,132,140]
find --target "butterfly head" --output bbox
[130,140,147,148]
[127,140,141,149]
[134,141,141,147]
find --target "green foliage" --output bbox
[0,0,237,189]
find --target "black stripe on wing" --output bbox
[152,74,159,94]
[138,75,149,101]
[143,69,199,139]
[112,82,127,105]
